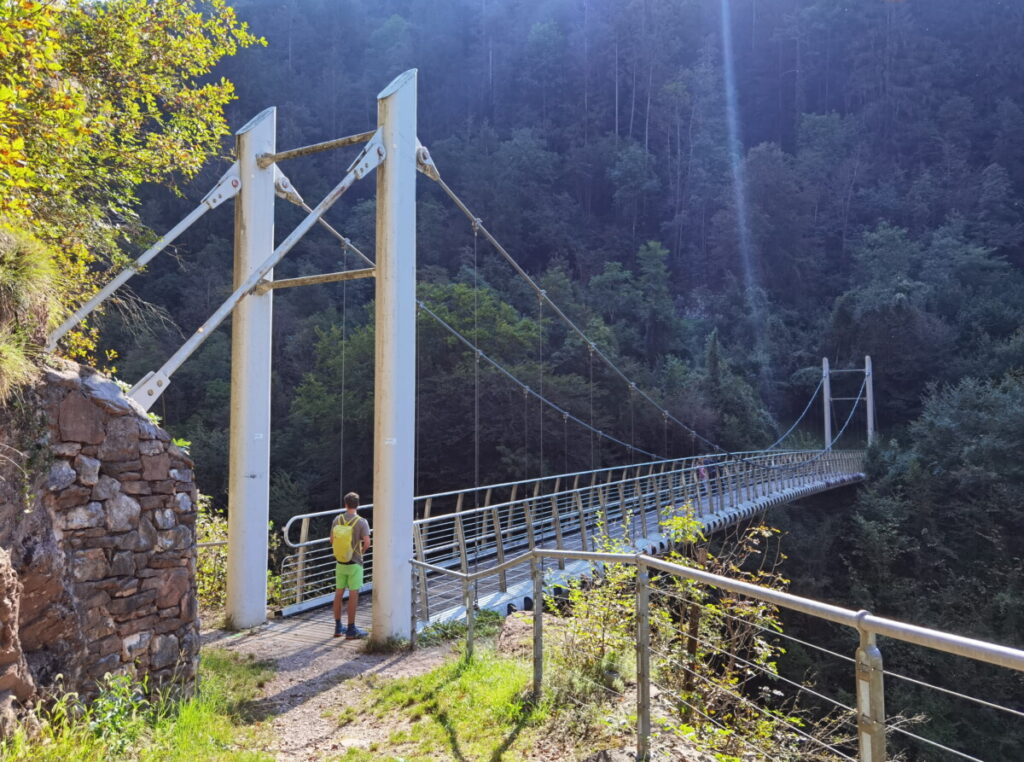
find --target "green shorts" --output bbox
[335,562,364,591]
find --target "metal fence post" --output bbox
[532,554,544,700]
[575,492,590,551]
[490,505,508,591]
[295,516,309,604]
[524,500,536,552]
[412,523,430,621]
[637,559,652,761]
[550,489,566,569]
[454,512,470,576]
[464,575,475,661]
[856,618,887,762]
[410,563,418,650]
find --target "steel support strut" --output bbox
[127,131,384,410]
[822,357,832,449]
[865,355,875,446]
[856,614,887,761]
[226,108,276,630]
[46,164,241,352]
[371,69,418,643]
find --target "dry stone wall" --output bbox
[0,360,200,730]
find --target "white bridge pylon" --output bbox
[220,70,418,638]
[48,70,421,640]
[47,67,876,642]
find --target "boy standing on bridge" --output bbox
[331,492,371,639]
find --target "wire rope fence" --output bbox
[408,547,1024,762]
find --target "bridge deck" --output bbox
[204,601,373,653]
[417,470,866,623]
[274,450,866,633]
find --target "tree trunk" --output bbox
[644,59,653,153]
[583,0,590,146]
[614,39,620,142]
[629,57,637,139]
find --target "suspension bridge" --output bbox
[48,71,1024,762]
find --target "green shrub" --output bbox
[416,608,502,647]
[196,494,229,610]
[545,512,638,709]
[196,494,285,615]
[0,221,62,401]
[0,649,274,761]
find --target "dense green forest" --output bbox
[92,1,1024,755]
[109,0,1024,510]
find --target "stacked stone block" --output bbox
[0,360,200,728]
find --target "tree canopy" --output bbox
[0,0,259,368]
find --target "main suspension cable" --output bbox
[288,206,664,463]
[418,300,663,459]
[765,376,824,450]
[286,172,839,473]
[425,165,835,473]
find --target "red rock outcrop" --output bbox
[0,360,200,729]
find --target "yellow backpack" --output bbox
[331,515,359,563]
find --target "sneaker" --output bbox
[334,620,344,638]
[345,624,367,640]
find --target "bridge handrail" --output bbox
[410,547,1024,675]
[277,448,864,617]
[411,449,853,528]
[281,448,847,548]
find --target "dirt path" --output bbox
[204,612,455,761]
[203,611,719,762]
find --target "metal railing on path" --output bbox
[276,449,865,618]
[410,547,1024,762]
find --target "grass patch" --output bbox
[332,645,547,761]
[416,608,503,647]
[0,648,275,761]
[362,635,412,655]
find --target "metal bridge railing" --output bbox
[276,449,865,617]
[410,548,1024,762]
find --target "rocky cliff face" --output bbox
[0,360,200,732]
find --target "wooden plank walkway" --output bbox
[203,599,373,653]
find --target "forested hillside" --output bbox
[76,0,1024,756]
[106,0,1023,515]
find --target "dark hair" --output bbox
[343,492,359,509]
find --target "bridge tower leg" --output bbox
[822,357,832,450]
[865,355,875,446]
[226,108,276,629]
[372,70,418,643]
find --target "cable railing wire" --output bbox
[881,667,1024,721]
[647,595,857,715]
[652,686,784,760]
[887,723,987,762]
[650,645,857,761]
[643,581,859,666]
